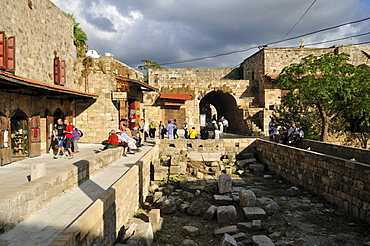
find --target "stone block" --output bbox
[218,174,232,194]
[122,223,137,240]
[239,190,256,207]
[187,201,203,216]
[183,226,199,237]
[126,222,153,246]
[243,207,266,220]
[237,222,252,231]
[180,203,189,213]
[214,225,238,235]
[188,152,222,161]
[220,233,238,246]
[236,158,256,168]
[251,235,275,246]
[249,163,265,175]
[232,179,246,186]
[251,220,262,231]
[149,209,163,233]
[30,162,46,181]
[214,195,233,205]
[170,165,181,174]
[179,162,187,174]
[217,205,237,225]
[203,205,217,220]
[233,232,247,241]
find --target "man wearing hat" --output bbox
[183,121,189,139]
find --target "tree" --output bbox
[68,14,88,58]
[138,60,164,83]
[275,52,370,142]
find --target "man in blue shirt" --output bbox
[166,120,176,139]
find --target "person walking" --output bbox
[183,121,189,139]
[159,121,165,139]
[63,119,74,159]
[149,120,156,139]
[53,118,66,158]
[173,119,178,139]
[71,125,82,153]
[166,120,176,139]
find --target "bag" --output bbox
[78,130,84,137]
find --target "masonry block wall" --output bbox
[0,0,76,88]
[145,68,251,132]
[73,55,144,143]
[257,139,370,223]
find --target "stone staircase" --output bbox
[242,108,264,136]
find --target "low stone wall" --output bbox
[296,139,370,165]
[51,145,159,246]
[0,148,123,232]
[257,139,370,223]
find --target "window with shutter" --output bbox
[6,36,15,72]
[60,60,66,86]
[0,32,5,70]
[54,57,60,85]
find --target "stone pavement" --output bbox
[0,144,108,193]
[0,141,155,246]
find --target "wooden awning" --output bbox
[159,93,191,100]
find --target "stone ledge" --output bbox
[0,148,123,233]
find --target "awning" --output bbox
[159,93,191,100]
[116,76,158,91]
[0,71,98,99]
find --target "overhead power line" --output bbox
[278,0,317,42]
[304,31,370,47]
[137,16,370,67]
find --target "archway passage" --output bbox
[199,91,239,132]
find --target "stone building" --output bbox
[144,45,370,135]
[72,54,157,143]
[0,0,154,164]
[0,0,99,165]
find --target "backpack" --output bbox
[78,129,84,137]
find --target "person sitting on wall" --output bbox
[200,126,209,140]
[131,127,142,147]
[120,126,138,154]
[189,127,197,139]
[106,130,128,157]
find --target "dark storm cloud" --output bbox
[50,0,370,68]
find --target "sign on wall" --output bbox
[112,92,127,100]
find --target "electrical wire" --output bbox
[133,16,370,67]
[277,0,317,43]
[304,31,370,47]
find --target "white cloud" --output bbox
[50,0,370,68]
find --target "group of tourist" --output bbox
[53,118,82,159]
[269,120,304,146]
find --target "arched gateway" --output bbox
[199,91,239,132]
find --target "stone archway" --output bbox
[199,91,240,132]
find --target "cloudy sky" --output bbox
[50,0,370,69]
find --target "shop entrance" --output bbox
[10,110,29,159]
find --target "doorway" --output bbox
[10,110,29,159]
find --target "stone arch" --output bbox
[199,91,239,132]
[53,108,64,122]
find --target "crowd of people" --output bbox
[53,118,82,159]
[269,120,304,146]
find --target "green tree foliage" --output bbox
[68,14,88,58]
[274,52,370,142]
[138,60,164,83]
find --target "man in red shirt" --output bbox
[64,119,74,159]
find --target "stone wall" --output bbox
[145,68,251,132]
[257,139,370,223]
[0,148,123,232]
[0,0,76,89]
[72,55,145,143]
[50,145,158,246]
[296,139,370,165]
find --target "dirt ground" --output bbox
[137,173,370,246]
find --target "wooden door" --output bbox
[46,115,54,153]
[29,115,41,158]
[0,116,11,165]
[164,108,186,127]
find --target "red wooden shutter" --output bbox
[54,57,60,85]
[6,36,15,72]
[0,32,5,70]
[60,60,66,86]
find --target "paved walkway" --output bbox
[0,141,155,246]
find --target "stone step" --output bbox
[243,207,267,220]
